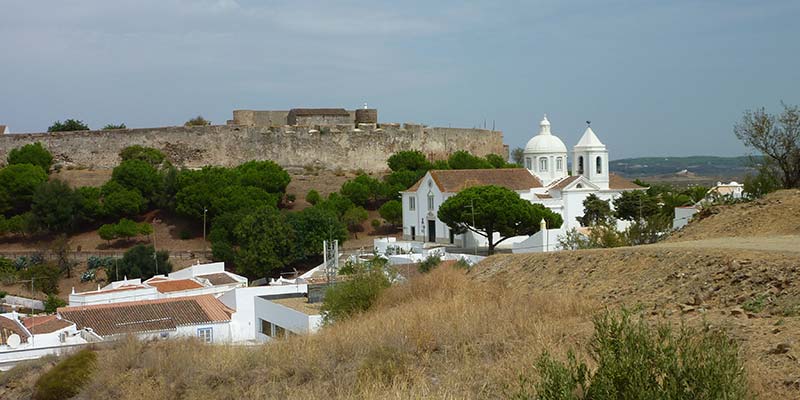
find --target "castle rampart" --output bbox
[0,124,505,172]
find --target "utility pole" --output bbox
[203,207,208,245]
[465,199,477,255]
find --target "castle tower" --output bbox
[523,115,568,186]
[573,122,609,189]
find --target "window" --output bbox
[259,319,270,335]
[539,157,548,172]
[197,327,213,343]
[427,191,434,209]
[525,157,532,170]
[577,156,584,174]
[556,157,563,171]
[259,319,289,338]
[409,197,415,211]
[596,156,602,174]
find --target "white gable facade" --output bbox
[401,115,642,252]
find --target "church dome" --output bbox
[524,115,567,154]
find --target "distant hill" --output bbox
[609,155,759,179]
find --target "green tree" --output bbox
[8,142,54,172]
[98,224,117,243]
[287,206,348,259]
[485,153,512,168]
[343,206,369,238]
[108,245,171,281]
[448,150,493,169]
[305,189,322,205]
[511,147,525,166]
[378,199,402,226]
[387,150,431,172]
[184,116,211,126]
[438,185,563,255]
[734,102,800,188]
[74,186,104,225]
[0,164,48,213]
[101,180,146,218]
[235,160,291,194]
[233,207,297,279]
[111,159,161,199]
[743,159,781,198]
[682,185,709,203]
[47,119,89,132]
[43,294,68,314]
[340,179,371,207]
[18,263,61,294]
[658,192,692,220]
[613,190,659,222]
[316,192,355,218]
[577,194,613,227]
[385,169,425,192]
[119,145,165,167]
[103,123,127,130]
[30,180,79,233]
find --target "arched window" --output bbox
[525,157,532,170]
[556,157,563,171]
[596,156,602,174]
[427,191,434,210]
[539,157,548,172]
[577,156,584,174]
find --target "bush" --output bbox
[18,263,61,295]
[321,266,391,323]
[107,245,171,281]
[119,145,165,167]
[180,229,192,240]
[306,189,322,205]
[184,115,211,126]
[33,349,97,400]
[103,123,127,130]
[510,310,749,399]
[8,142,54,172]
[43,294,67,313]
[417,255,441,273]
[378,199,402,226]
[47,119,89,132]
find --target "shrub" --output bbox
[370,219,381,230]
[417,255,441,273]
[18,263,61,295]
[8,142,54,172]
[180,229,192,240]
[305,189,322,205]
[184,115,211,126]
[357,346,409,386]
[43,294,67,313]
[103,123,126,130]
[378,199,402,226]
[510,310,749,399]
[33,349,97,400]
[321,266,390,323]
[47,119,89,132]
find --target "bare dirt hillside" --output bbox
[669,189,800,241]
[475,245,800,397]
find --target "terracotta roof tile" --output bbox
[22,315,74,334]
[608,174,645,190]
[58,295,233,337]
[549,176,581,190]
[407,169,542,193]
[147,279,204,293]
[0,315,29,344]
[197,273,238,286]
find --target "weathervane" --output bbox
[586,120,591,126]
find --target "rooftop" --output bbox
[197,273,239,286]
[22,315,74,334]
[268,296,322,315]
[58,295,233,337]
[0,315,29,344]
[146,279,204,293]
[407,169,543,193]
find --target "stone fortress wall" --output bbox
[0,108,506,172]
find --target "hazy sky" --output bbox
[1,1,798,159]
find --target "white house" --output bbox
[401,115,643,251]
[0,313,91,370]
[705,181,745,201]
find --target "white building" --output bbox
[0,125,8,134]
[0,312,91,370]
[705,181,745,201]
[401,115,642,252]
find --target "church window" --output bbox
[596,156,602,174]
[576,184,583,189]
[539,158,548,172]
[427,191,434,210]
[556,157,563,171]
[525,158,532,170]
[409,197,415,211]
[577,156,584,174]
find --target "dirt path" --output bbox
[653,235,800,253]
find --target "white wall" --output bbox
[69,287,159,306]
[219,285,308,343]
[512,228,565,253]
[169,262,226,280]
[253,297,321,340]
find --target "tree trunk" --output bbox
[487,230,495,255]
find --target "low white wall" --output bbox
[4,295,44,310]
[219,285,308,343]
[253,297,320,338]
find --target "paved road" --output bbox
[655,235,800,253]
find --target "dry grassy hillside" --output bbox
[670,189,800,241]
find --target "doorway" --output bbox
[428,220,436,242]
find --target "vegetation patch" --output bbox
[33,349,97,400]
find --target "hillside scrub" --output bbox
[33,349,97,400]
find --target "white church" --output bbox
[400,115,643,252]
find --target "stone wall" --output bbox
[0,124,505,172]
[230,110,290,127]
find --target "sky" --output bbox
[1,0,798,159]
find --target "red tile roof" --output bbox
[407,169,542,193]
[147,279,204,293]
[22,315,74,334]
[0,315,29,344]
[57,295,233,337]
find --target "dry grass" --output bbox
[76,266,596,399]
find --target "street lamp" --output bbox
[152,218,161,275]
